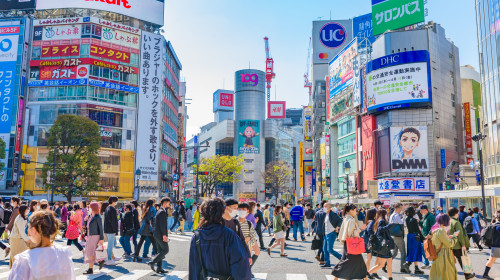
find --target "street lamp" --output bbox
[472,131,488,223]
[135,169,141,201]
[344,160,351,203]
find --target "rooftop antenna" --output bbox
[274,86,277,101]
[249,62,251,69]
[223,79,225,89]
[330,11,331,20]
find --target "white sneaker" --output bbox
[113,256,121,261]
[105,259,116,265]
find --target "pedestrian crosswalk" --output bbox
[167,232,194,243]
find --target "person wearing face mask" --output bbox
[238,203,260,273]
[9,205,29,268]
[9,210,75,280]
[222,198,251,265]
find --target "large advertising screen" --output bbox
[371,0,425,36]
[36,0,165,26]
[0,23,20,189]
[328,38,358,99]
[136,31,164,181]
[390,126,429,173]
[0,0,36,10]
[238,120,260,154]
[366,50,431,112]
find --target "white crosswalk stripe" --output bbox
[286,274,308,280]
[252,273,268,280]
[161,270,189,279]
[325,275,334,280]
[112,269,152,280]
[75,268,116,280]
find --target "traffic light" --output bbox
[71,187,77,195]
[197,171,209,175]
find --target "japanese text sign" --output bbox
[136,31,164,181]
[90,45,131,64]
[42,25,81,40]
[41,45,80,58]
[377,177,430,193]
[464,103,473,155]
[101,27,140,49]
[39,65,89,80]
[353,13,376,44]
[328,38,358,99]
[371,0,425,36]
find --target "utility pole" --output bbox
[473,118,488,222]
[50,147,57,204]
[177,148,182,201]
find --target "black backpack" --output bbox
[2,208,11,225]
[480,222,499,248]
[464,216,474,234]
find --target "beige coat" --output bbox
[338,214,361,244]
[9,215,29,268]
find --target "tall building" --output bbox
[460,65,481,164]
[6,1,183,201]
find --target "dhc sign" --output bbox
[319,22,346,49]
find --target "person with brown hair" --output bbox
[9,210,75,279]
[367,209,395,280]
[9,205,29,268]
[83,202,105,275]
[267,205,286,257]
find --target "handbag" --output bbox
[195,232,233,280]
[370,235,390,256]
[346,237,366,255]
[461,248,474,274]
[65,220,80,240]
[390,224,404,237]
[311,235,322,250]
[95,243,108,261]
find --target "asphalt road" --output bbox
[0,232,498,280]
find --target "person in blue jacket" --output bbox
[289,201,305,241]
[189,197,251,280]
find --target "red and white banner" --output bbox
[41,45,80,58]
[40,65,89,80]
[101,28,140,49]
[90,45,131,63]
[31,58,138,74]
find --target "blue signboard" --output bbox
[312,169,316,193]
[353,13,376,44]
[89,79,139,94]
[319,22,347,49]
[173,174,179,181]
[366,50,432,112]
[440,149,446,168]
[28,79,88,87]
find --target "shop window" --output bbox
[82,24,92,38]
[31,46,41,59]
[90,65,99,77]
[102,68,110,79]
[80,44,90,56]
[130,53,139,66]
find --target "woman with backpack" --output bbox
[363,208,377,270]
[464,210,483,251]
[118,204,135,257]
[429,214,460,280]
[133,199,157,262]
[367,209,395,280]
[482,211,500,280]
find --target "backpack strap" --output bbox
[195,232,208,278]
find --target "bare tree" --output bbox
[262,161,292,205]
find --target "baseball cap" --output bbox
[418,205,428,211]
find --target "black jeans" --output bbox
[170,218,179,231]
[67,238,83,251]
[317,234,324,260]
[0,227,6,250]
[151,236,169,267]
[256,225,265,248]
[134,235,158,257]
[468,233,483,249]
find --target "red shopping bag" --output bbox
[346,237,366,255]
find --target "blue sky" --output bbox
[164,0,478,138]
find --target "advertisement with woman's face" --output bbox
[390,126,429,172]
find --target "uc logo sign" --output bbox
[241,74,259,86]
[319,22,346,49]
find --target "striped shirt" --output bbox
[240,219,258,248]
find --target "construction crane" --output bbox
[264,37,275,101]
[304,37,312,95]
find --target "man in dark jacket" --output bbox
[6,196,20,233]
[419,204,435,267]
[104,196,119,265]
[178,201,187,234]
[254,204,266,249]
[223,198,251,264]
[130,200,140,249]
[458,205,468,225]
[189,197,251,280]
[322,202,343,268]
[149,197,171,274]
[313,200,328,265]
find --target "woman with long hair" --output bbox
[367,209,394,280]
[100,202,109,243]
[332,203,368,280]
[247,201,257,228]
[403,206,425,274]
[267,206,286,257]
[83,202,105,275]
[364,208,377,269]
[9,210,75,279]
[133,199,157,262]
[66,204,84,256]
[9,205,29,268]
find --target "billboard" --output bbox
[42,25,81,40]
[353,13,376,44]
[101,27,140,49]
[268,101,286,119]
[41,45,80,58]
[0,23,20,189]
[0,0,36,10]
[212,90,234,112]
[378,177,430,193]
[312,20,353,64]
[304,161,313,194]
[464,102,473,155]
[366,50,431,112]
[390,126,429,172]
[372,0,425,36]
[328,38,358,99]
[39,65,89,80]
[36,0,165,26]
[238,120,260,154]
[303,106,312,140]
[31,58,138,74]
[136,31,164,181]
[90,45,131,64]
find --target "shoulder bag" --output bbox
[311,234,321,250]
[195,232,233,280]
